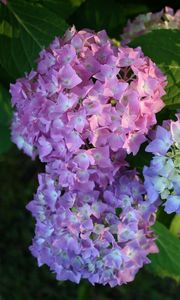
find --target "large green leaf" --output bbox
[0,0,68,81]
[41,0,86,19]
[130,29,180,110]
[0,84,12,154]
[147,221,180,281]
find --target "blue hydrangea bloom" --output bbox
[143,115,180,214]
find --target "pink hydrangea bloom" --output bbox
[121,7,180,45]
[27,168,158,286]
[10,27,166,167]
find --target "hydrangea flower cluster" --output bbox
[10,26,166,166]
[10,27,166,286]
[121,7,180,45]
[143,114,180,214]
[27,168,158,286]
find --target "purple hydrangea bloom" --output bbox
[143,115,180,214]
[27,168,158,287]
[145,126,173,155]
[164,195,180,214]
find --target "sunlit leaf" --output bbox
[147,221,180,281]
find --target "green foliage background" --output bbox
[0,0,180,299]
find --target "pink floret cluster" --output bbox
[10,27,166,286]
[10,26,166,165]
[121,6,180,45]
[27,168,158,287]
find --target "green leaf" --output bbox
[0,84,12,154]
[0,83,12,125]
[170,215,180,238]
[147,221,180,281]
[41,0,86,19]
[130,29,180,110]
[77,281,90,300]
[0,0,68,81]
[156,106,177,125]
[156,206,175,229]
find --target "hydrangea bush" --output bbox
[9,26,169,286]
[1,0,179,289]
